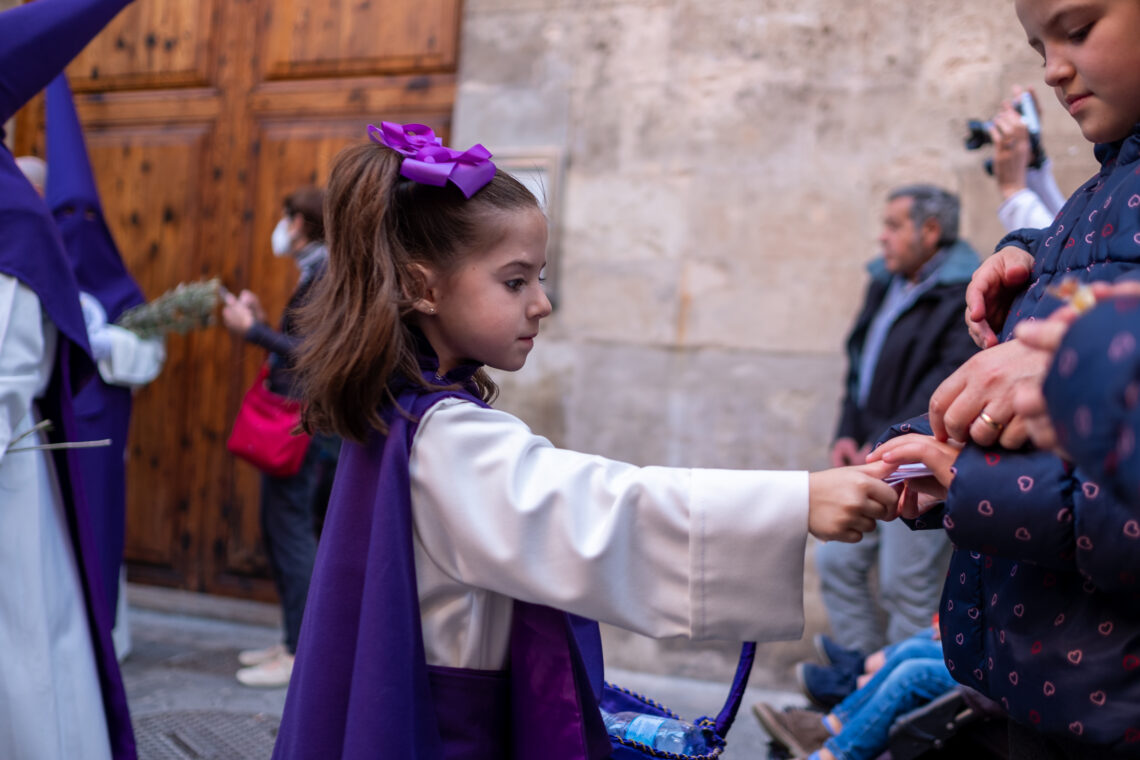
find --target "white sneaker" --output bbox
[236,651,294,688]
[238,642,286,667]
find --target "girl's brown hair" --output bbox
[293,141,540,442]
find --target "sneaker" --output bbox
[236,651,294,687]
[813,634,865,674]
[796,662,856,709]
[238,642,286,667]
[752,702,831,757]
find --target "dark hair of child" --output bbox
[293,142,540,443]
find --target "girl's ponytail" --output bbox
[294,143,414,442]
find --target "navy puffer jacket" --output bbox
[883,126,1140,754]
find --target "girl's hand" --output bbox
[867,434,962,505]
[807,460,899,544]
[964,247,1034,349]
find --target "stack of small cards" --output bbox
[883,463,933,486]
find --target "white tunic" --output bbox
[0,275,111,760]
[409,397,810,670]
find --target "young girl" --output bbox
[868,0,1140,755]
[270,122,899,759]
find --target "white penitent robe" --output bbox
[0,275,111,760]
[409,397,810,671]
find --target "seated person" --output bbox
[755,630,954,760]
[793,625,938,709]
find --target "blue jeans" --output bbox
[825,637,956,760]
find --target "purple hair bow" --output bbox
[368,122,496,199]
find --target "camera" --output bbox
[964,91,1046,174]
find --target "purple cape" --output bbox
[0,0,137,757]
[273,360,611,759]
[47,72,147,617]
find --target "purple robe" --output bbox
[272,360,611,760]
[0,0,138,757]
[47,72,147,617]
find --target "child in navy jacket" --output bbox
[869,0,1140,755]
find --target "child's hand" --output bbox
[964,246,1034,349]
[807,461,899,544]
[867,435,961,517]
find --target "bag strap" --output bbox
[711,642,755,737]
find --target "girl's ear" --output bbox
[409,262,441,315]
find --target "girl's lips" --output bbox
[1066,94,1091,115]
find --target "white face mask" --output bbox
[271,217,293,257]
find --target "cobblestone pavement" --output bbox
[121,596,803,759]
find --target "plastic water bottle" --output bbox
[601,709,708,755]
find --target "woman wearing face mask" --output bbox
[221,186,341,688]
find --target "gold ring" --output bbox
[978,410,1004,432]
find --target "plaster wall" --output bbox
[454,0,1101,685]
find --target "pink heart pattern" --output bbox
[925,171,1140,745]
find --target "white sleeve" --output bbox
[95,325,165,388]
[997,188,1057,233]
[409,398,809,643]
[0,276,47,464]
[1025,159,1067,217]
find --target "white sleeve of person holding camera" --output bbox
[990,88,1066,233]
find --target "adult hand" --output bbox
[238,289,267,322]
[222,291,256,336]
[807,460,899,544]
[964,247,1035,348]
[989,104,1032,199]
[1090,281,1140,301]
[1010,311,1081,455]
[928,338,1051,447]
[830,437,865,467]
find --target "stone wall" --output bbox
[453,0,1100,685]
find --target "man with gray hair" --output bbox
[806,185,981,705]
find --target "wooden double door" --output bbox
[15,0,461,599]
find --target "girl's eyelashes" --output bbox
[505,278,525,292]
[1068,24,1092,42]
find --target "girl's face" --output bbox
[1016,0,1140,144]
[419,207,552,375]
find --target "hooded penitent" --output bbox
[47,71,147,621]
[0,1,137,757]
